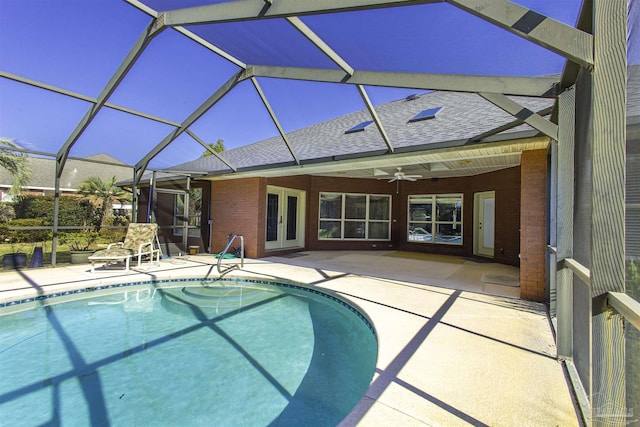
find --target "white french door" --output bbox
[265,186,305,250]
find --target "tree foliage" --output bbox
[77,176,127,230]
[0,137,33,195]
[202,139,225,157]
[0,203,15,223]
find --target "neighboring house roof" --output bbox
[0,153,131,193]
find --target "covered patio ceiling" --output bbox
[203,136,551,181]
[0,0,603,187]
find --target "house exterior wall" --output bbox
[208,168,524,265]
[520,149,549,301]
[203,156,547,301]
[396,167,522,265]
[469,166,522,266]
[306,176,397,252]
[211,178,263,258]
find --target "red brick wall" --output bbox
[267,176,311,191]
[396,168,522,265]
[307,176,397,251]
[398,176,470,257]
[520,149,548,301]
[211,178,262,258]
[207,167,525,271]
[467,167,522,266]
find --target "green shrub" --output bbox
[0,218,50,243]
[100,216,130,240]
[12,195,98,227]
[59,230,98,251]
[0,203,15,223]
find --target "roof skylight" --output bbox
[409,107,443,122]
[345,120,374,134]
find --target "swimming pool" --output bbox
[0,278,377,426]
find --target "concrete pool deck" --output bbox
[0,251,580,426]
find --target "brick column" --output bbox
[211,178,261,258]
[520,149,548,301]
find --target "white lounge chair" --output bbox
[88,223,160,272]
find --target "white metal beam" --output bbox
[250,77,300,164]
[448,0,593,68]
[479,92,558,140]
[161,0,592,67]
[185,130,237,172]
[247,65,559,97]
[357,85,394,153]
[0,71,181,128]
[125,0,247,68]
[286,16,354,75]
[563,258,591,286]
[285,16,394,153]
[465,106,553,144]
[162,0,434,26]
[55,19,164,175]
[134,69,250,184]
[607,293,640,332]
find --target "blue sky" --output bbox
[0,0,635,170]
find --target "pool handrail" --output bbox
[217,234,244,277]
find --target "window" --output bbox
[408,194,462,244]
[345,120,374,134]
[408,106,443,122]
[319,193,391,240]
[173,188,202,237]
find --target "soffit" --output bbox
[204,136,550,181]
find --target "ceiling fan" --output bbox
[379,167,422,193]
[385,167,422,182]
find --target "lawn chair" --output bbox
[88,223,161,273]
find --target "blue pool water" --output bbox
[0,278,377,426]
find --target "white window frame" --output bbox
[408,193,463,245]
[318,192,391,240]
[173,187,202,238]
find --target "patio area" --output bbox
[0,251,580,426]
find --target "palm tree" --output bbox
[0,137,32,196]
[77,176,126,230]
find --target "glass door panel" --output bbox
[266,186,305,250]
[266,193,279,242]
[286,195,298,241]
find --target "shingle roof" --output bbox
[0,153,131,192]
[172,89,554,174]
[166,65,640,176]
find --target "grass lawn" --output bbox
[0,241,110,267]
